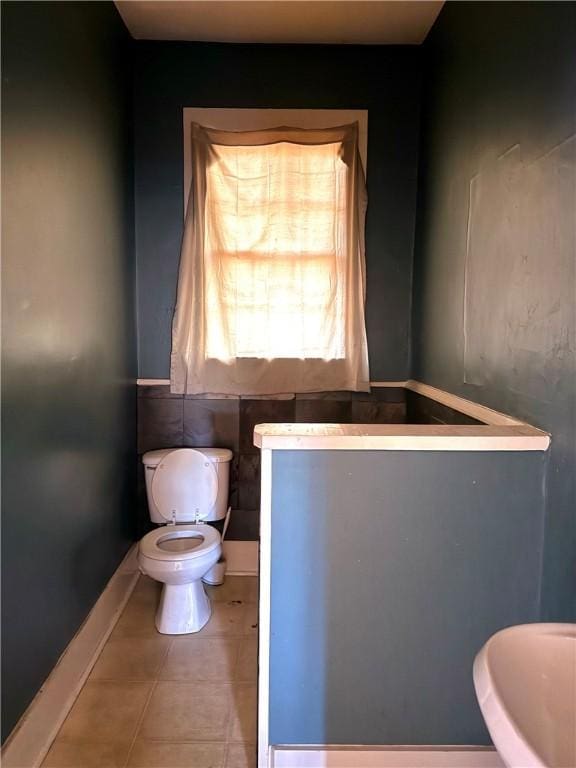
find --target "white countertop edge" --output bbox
[404,380,524,426]
[253,424,550,452]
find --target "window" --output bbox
[204,141,347,361]
[171,122,369,395]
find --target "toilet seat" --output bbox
[139,524,221,562]
[152,449,218,523]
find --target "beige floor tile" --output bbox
[228,684,257,743]
[58,681,152,744]
[242,604,258,636]
[45,573,259,766]
[109,576,164,639]
[90,637,170,681]
[196,601,247,637]
[235,637,257,682]
[42,739,129,767]
[205,576,257,604]
[130,575,162,604]
[225,743,257,768]
[247,578,259,604]
[138,682,232,741]
[111,598,160,639]
[159,637,239,681]
[127,740,226,767]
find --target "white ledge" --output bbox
[250,379,549,451]
[404,380,523,426]
[253,423,549,452]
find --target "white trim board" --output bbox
[271,746,505,768]
[136,379,407,389]
[137,378,171,385]
[223,540,259,575]
[258,449,273,768]
[1,546,140,768]
[403,380,522,427]
[254,423,549,452]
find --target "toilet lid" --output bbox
[151,448,218,523]
[139,523,221,562]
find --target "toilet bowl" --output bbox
[138,447,232,634]
[139,523,221,634]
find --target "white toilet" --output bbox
[138,447,233,634]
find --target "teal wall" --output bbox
[269,449,546,744]
[1,1,136,739]
[413,2,575,620]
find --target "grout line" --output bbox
[222,740,231,768]
[224,606,255,753]
[122,636,173,767]
[231,633,243,686]
[224,686,236,745]
[222,676,238,765]
[154,636,175,682]
[122,679,159,768]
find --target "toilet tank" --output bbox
[142,447,233,524]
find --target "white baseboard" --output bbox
[271,746,505,768]
[1,545,140,768]
[223,539,259,575]
[136,379,407,390]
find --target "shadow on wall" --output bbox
[269,449,546,746]
[1,350,137,739]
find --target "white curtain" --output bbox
[171,122,369,395]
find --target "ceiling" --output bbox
[115,1,444,45]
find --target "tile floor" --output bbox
[42,576,259,768]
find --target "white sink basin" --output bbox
[474,623,576,768]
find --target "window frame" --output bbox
[172,117,370,394]
[183,109,368,364]
[202,137,352,363]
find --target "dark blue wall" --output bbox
[269,449,546,745]
[134,42,422,381]
[1,1,136,740]
[413,2,575,620]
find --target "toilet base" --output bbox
[155,580,211,634]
